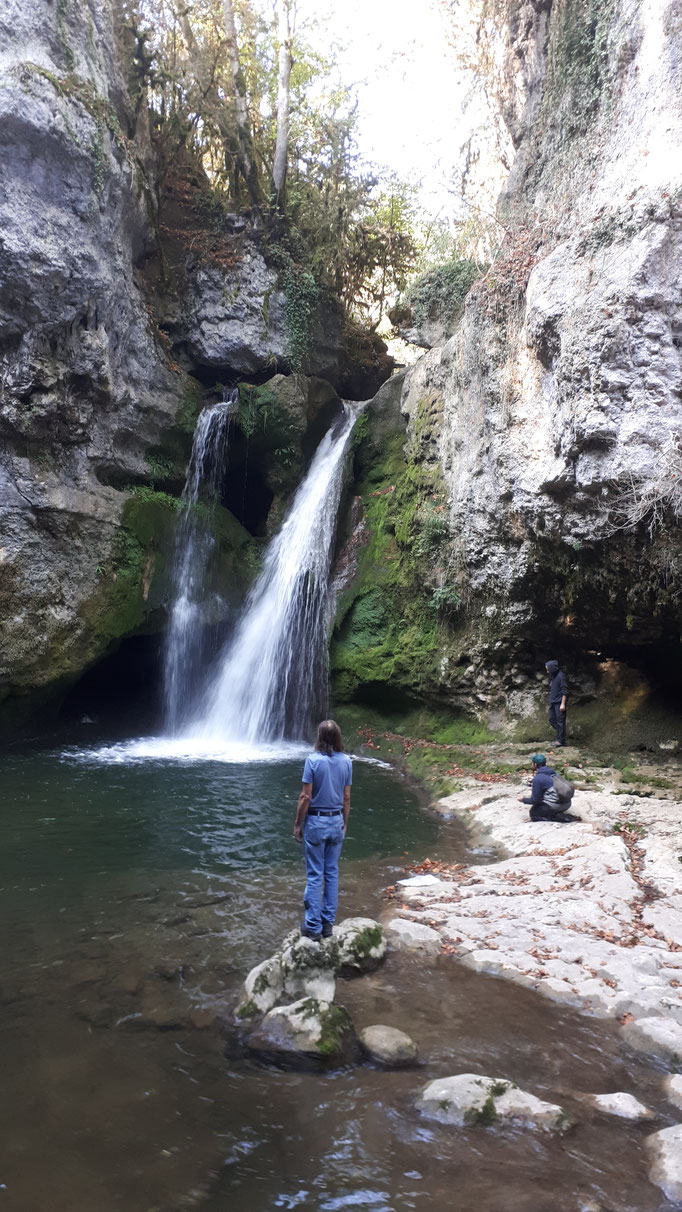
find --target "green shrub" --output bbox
[406,258,482,326]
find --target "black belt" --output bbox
[307,808,342,816]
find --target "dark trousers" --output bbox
[529,804,573,822]
[548,702,566,745]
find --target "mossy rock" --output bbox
[247,997,356,1068]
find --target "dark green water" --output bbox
[0,737,674,1212]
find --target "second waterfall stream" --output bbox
[184,403,359,748]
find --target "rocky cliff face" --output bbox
[0,0,186,720]
[397,0,682,726]
[331,0,682,738]
[0,0,390,726]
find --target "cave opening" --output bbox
[60,634,165,733]
[221,453,274,536]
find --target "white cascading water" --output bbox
[188,403,359,746]
[164,391,237,733]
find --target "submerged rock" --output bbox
[247,997,355,1065]
[359,1024,418,1067]
[577,1092,655,1121]
[417,1074,568,1133]
[645,1124,682,1202]
[383,917,441,957]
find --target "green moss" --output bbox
[177,378,205,435]
[281,266,319,373]
[237,382,282,438]
[464,1091,499,1128]
[331,436,450,705]
[317,1004,352,1057]
[490,1081,510,1098]
[251,971,271,997]
[348,925,382,960]
[236,999,258,1020]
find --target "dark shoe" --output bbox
[300,926,322,942]
[321,922,333,938]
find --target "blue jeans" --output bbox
[303,813,345,934]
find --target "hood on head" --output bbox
[545,660,559,675]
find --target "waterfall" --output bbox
[188,404,359,746]
[163,391,237,733]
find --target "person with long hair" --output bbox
[293,719,352,940]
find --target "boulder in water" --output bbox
[236,955,284,1019]
[236,918,385,1018]
[359,1024,418,1067]
[247,997,355,1066]
[645,1124,682,1202]
[280,932,337,1002]
[576,1091,655,1121]
[576,1095,654,1119]
[417,1074,569,1133]
[334,918,386,973]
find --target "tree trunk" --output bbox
[272,0,293,204]
[223,0,263,207]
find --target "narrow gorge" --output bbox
[2,1,682,1210]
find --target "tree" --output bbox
[222,0,263,206]
[272,0,293,204]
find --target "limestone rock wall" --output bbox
[398,0,682,722]
[0,0,190,717]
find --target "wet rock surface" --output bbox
[359,1024,418,1067]
[417,1073,568,1132]
[644,1124,682,1202]
[237,920,388,1064]
[664,1074,682,1110]
[237,917,386,1019]
[247,997,356,1066]
[576,1091,655,1121]
[388,766,682,1030]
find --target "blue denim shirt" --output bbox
[303,751,352,809]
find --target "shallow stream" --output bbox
[0,731,676,1211]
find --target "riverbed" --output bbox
[0,731,676,1211]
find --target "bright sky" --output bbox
[294,0,473,216]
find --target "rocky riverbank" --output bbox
[383,744,682,1033]
[375,740,682,1200]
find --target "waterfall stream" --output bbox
[188,403,359,746]
[163,391,237,733]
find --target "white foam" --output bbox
[62,736,393,770]
[63,735,310,766]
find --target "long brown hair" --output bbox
[315,719,344,756]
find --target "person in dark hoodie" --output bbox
[545,659,568,747]
[518,753,577,822]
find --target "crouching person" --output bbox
[518,753,578,822]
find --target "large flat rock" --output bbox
[393,788,682,1023]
